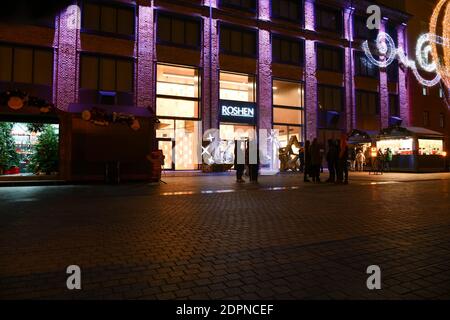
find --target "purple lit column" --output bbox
[344,8,355,131]
[202,0,219,131]
[54,5,80,111]
[136,2,154,109]
[304,0,317,140]
[257,0,272,132]
[379,21,389,129]
[397,24,410,125]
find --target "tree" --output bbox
[28,124,59,175]
[0,122,20,172]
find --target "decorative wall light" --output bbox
[363,0,450,90]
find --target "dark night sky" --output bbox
[1,0,74,22]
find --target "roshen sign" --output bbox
[219,100,256,124]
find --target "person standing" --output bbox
[299,145,305,173]
[384,147,393,172]
[304,140,311,182]
[337,137,349,184]
[310,138,322,183]
[249,139,260,182]
[234,140,246,183]
[356,150,365,172]
[326,139,337,183]
[350,147,357,171]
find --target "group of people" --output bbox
[302,137,350,184]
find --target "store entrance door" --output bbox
[158,139,174,170]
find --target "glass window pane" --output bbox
[158,15,171,42]
[281,40,290,62]
[117,8,134,36]
[116,60,133,92]
[83,3,100,30]
[231,30,242,54]
[272,38,280,61]
[100,6,116,33]
[0,46,12,81]
[33,50,53,85]
[80,55,98,89]
[242,32,255,56]
[156,119,175,138]
[13,48,33,83]
[273,107,302,125]
[220,72,255,102]
[157,64,199,98]
[185,21,199,47]
[171,18,185,44]
[273,80,302,107]
[274,125,289,147]
[156,97,199,118]
[175,120,200,170]
[99,58,116,91]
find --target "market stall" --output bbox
[376,126,447,172]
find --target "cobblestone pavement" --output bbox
[1,172,450,300]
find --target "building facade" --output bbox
[0,0,414,174]
[402,0,450,144]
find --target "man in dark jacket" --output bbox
[310,138,322,183]
[303,140,311,182]
[326,139,338,183]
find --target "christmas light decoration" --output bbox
[363,32,446,88]
[429,0,450,89]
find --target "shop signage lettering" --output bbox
[222,105,254,118]
[219,100,256,124]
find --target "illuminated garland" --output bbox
[362,32,445,88]
[430,0,450,89]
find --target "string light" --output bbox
[429,0,450,88]
[363,31,446,88]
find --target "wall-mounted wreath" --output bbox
[0,90,55,113]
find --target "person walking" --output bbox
[326,139,337,183]
[303,140,311,182]
[356,149,365,172]
[310,138,321,183]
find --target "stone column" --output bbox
[257,1,273,170]
[202,0,219,131]
[397,24,410,126]
[379,21,389,129]
[136,1,154,109]
[304,0,317,141]
[344,8,355,132]
[55,5,80,111]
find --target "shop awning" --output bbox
[347,129,373,144]
[378,126,444,139]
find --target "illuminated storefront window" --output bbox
[219,71,255,102]
[156,64,201,170]
[218,71,257,165]
[156,64,200,118]
[272,79,304,171]
[418,139,444,155]
[377,139,414,155]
